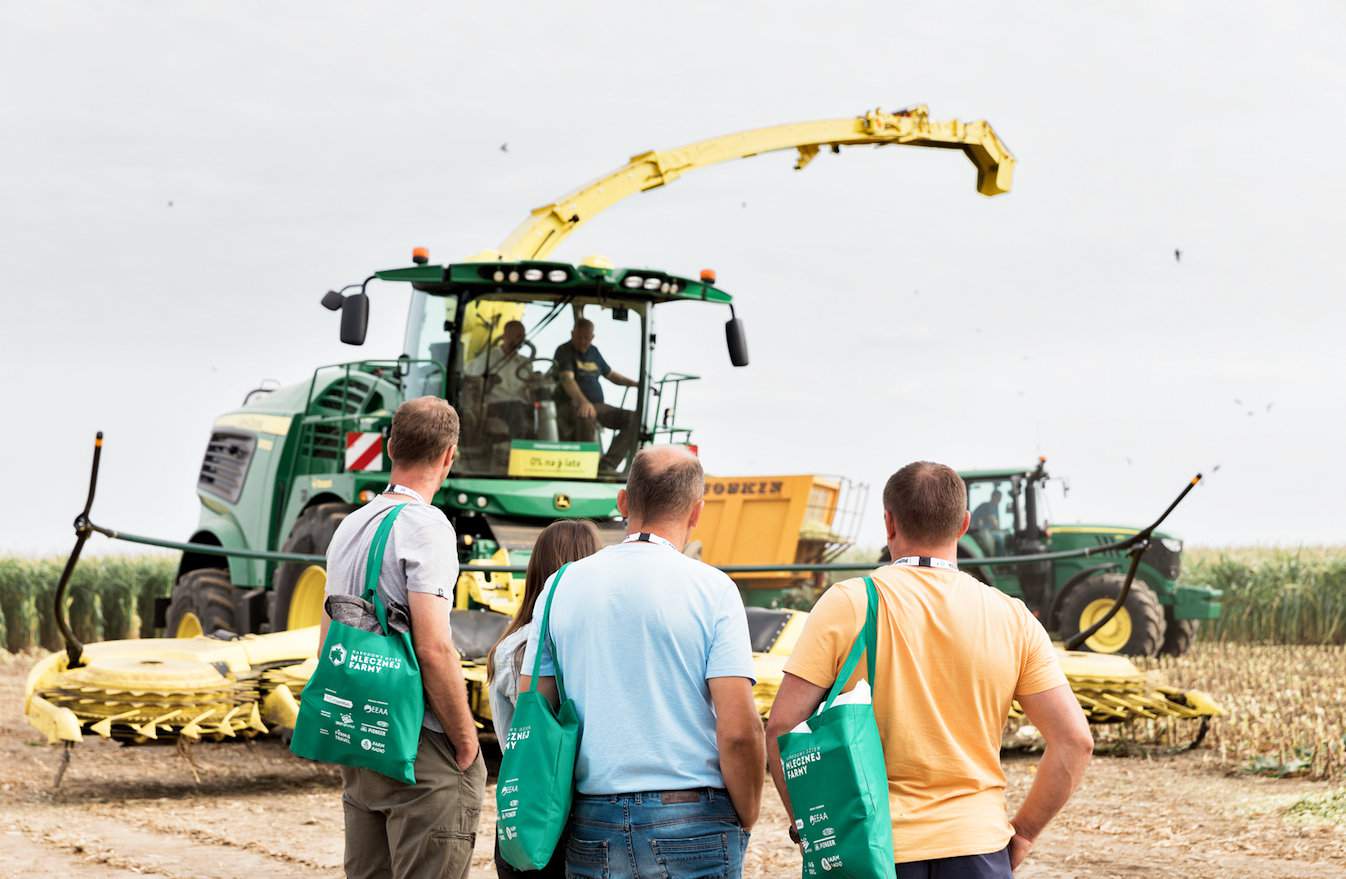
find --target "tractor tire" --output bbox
[1159,609,1199,657]
[165,568,236,638]
[1057,573,1166,657]
[271,502,357,632]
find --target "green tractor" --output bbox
[954,459,1220,656]
[165,255,747,648]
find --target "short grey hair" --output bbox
[625,447,704,520]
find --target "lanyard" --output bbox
[623,531,679,552]
[385,484,427,505]
[892,555,958,571]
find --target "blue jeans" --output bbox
[564,788,749,879]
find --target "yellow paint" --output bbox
[507,441,600,479]
[287,566,328,630]
[497,105,1014,260]
[175,611,203,639]
[1051,526,1139,536]
[214,412,293,436]
[311,478,334,489]
[1079,599,1133,654]
[692,475,840,583]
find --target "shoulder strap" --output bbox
[526,563,570,701]
[362,503,407,635]
[822,576,879,711]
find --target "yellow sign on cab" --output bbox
[507,441,600,479]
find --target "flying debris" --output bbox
[500,143,509,153]
[1174,248,1182,262]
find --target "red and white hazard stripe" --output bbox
[345,432,385,472]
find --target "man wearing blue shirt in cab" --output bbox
[521,445,765,879]
[553,318,639,472]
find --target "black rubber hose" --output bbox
[1063,544,1145,651]
[1062,474,1201,652]
[54,432,103,668]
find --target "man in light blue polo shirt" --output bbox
[521,445,764,879]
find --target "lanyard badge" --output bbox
[622,531,679,552]
[891,555,958,571]
[385,483,427,505]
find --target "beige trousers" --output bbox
[341,729,487,879]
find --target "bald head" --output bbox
[623,446,704,522]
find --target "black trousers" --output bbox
[895,846,1011,879]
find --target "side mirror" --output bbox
[340,292,369,346]
[320,290,344,312]
[725,317,749,367]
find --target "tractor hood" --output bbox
[1050,523,1179,545]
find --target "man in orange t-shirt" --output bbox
[767,461,1094,877]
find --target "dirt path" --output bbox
[2,656,1342,878]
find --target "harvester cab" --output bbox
[222,256,747,642]
[957,460,1221,657]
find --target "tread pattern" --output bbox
[165,568,236,636]
[1159,611,1199,657]
[270,502,357,632]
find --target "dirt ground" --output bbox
[2,656,1343,879]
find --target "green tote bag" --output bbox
[496,562,581,871]
[778,577,894,878]
[290,503,426,784]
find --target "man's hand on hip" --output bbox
[1008,830,1033,870]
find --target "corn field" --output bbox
[1097,642,1346,781]
[1182,547,1346,644]
[0,554,175,652]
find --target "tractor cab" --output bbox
[960,459,1052,583]
[955,460,1221,657]
[311,254,749,616]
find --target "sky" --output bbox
[2,1,1343,557]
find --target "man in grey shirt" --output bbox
[321,397,485,879]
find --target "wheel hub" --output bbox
[1079,598,1133,653]
[287,565,328,630]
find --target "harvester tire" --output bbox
[1159,610,1199,657]
[166,568,236,638]
[1057,573,1166,657]
[271,502,357,632]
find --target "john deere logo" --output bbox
[553,493,571,510]
[328,644,347,667]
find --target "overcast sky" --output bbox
[3,2,1343,558]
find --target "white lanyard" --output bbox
[623,531,679,552]
[385,484,427,505]
[892,555,958,571]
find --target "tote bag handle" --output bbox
[360,503,407,635]
[822,576,879,712]
[525,562,571,703]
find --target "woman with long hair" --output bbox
[488,519,602,879]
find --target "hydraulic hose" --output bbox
[1062,474,1203,651]
[53,432,103,668]
[55,432,1205,619]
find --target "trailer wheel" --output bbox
[1159,610,1199,657]
[166,568,236,638]
[1057,573,1166,657]
[271,502,356,631]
